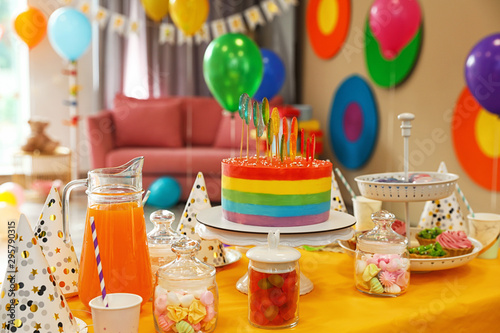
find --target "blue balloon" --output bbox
[48,8,91,61]
[147,177,182,208]
[254,48,286,101]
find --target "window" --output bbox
[0,0,30,174]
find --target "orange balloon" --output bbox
[14,7,47,49]
[169,0,209,36]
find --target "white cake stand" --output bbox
[196,206,356,295]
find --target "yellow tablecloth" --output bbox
[69,249,500,332]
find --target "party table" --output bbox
[69,248,500,332]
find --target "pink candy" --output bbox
[192,322,202,330]
[203,305,216,322]
[394,269,409,287]
[200,290,214,306]
[154,294,168,315]
[157,314,174,331]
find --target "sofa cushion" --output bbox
[213,113,257,149]
[184,97,223,146]
[111,98,184,148]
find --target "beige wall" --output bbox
[299,0,500,224]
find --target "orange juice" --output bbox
[78,202,152,307]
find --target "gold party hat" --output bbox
[418,162,467,232]
[33,186,79,297]
[0,215,79,332]
[330,171,347,213]
[176,172,228,266]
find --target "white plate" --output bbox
[355,172,459,202]
[216,248,242,267]
[75,317,88,333]
[196,206,356,234]
[338,229,483,272]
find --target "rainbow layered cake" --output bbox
[221,156,332,227]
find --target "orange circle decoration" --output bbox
[306,0,350,59]
[452,87,500,191]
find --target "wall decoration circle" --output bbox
[364,0,422,88]
[329,75,378,169]
[306,0,350,59]
[452,87,500,191]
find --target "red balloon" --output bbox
[369,0,421,60]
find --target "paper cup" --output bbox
[89,293,142,333]
[353,196,382,231]
[468,213,500,259]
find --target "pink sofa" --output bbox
[86,94,281,202]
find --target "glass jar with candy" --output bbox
[355,210,410,297]
[153,238,218,333]
[246,231,301,329]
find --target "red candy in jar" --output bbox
[246,231,301,329]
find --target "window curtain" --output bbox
[96,0,296,111]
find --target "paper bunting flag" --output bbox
[244,6,265,30]
[210,19,227,39]
[227,14,246,33]
[159,23,175,45]
[418,162,467,232]
[127,20,140,35]
[32,186,80,297]
[277,0,299,10]
[0,215,79,332]
[330,171,347,213]
[95,6,110,29]
[78,1,91,15]
[194,23,210,44]
[261,0,281,21]
[176,173,228,266]
[110,13,127,36]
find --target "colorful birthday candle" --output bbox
[301,128,305,158]
[291,117,298,161]
[267,117,273,160]
[271,107,280,157]
[311,133,316,161]
[282,117,288,157]
[245,100,253,158]
[239,93,249,158]
[262,98,270,158]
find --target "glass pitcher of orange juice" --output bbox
[62,156,152,307]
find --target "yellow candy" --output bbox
[362,264,381,282]
[188,299,207,324]
[204,317,217,331]
[369,277,384,294]
[176,320,195,333]
[166,305,188,322]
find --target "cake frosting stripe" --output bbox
[223,210,330,227]
[222,175,331,194]
[222,163,332,180]
[222,198,331,217]
[223,188,331,205]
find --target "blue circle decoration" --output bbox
[147,177,182,208]
[329,75,378,169]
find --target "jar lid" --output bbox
[147,210,179,245]
[247,231,301,263]
[157,238,215,281]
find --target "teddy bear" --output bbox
[21,120,59,154]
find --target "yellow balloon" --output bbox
[169,0,209,36]
[141,0,169,22]
[0,191,17,207]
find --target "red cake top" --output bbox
[222,156,332,180]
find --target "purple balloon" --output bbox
[465,33,500,115]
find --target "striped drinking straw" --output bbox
[90,216,109,307]
[335,167,357,200]
[456,184,474,218]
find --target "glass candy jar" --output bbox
[246,231,301,329]
[148,210,179,287]
[355,210,410,297]
[153,238,218,333]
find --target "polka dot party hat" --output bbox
[0,215,79,332]
[330,171,347,213]
[33,186,79,297]
[176,172,228,267]
[418,162,467,232]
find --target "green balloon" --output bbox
[203,33,263,112]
